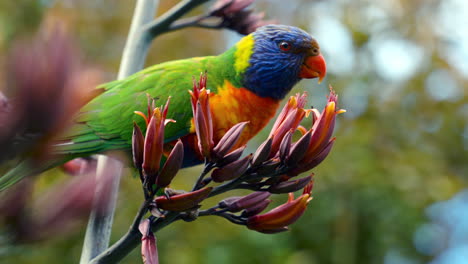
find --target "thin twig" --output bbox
[198,205,220,216]
[130,200,150,232]
[88,229,142,264]
[168,16,224,32]
[89,212,181,264]
[215,212,245,225]
[236,183,263,191]
[192,162,215,191]
[142,0,211,38]
[208,175,247,196]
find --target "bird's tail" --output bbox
[0,158,63,192]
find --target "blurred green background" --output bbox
[0,0,467,263]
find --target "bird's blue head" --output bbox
[235,25,326,100]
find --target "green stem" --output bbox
[79,157,124,264]
[80,0,159,263]
[88,229,142,264]
[89,212,180,264]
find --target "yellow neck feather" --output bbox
[234,34,255,73]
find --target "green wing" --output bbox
[55,55,231,157]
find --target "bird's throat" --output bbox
[188,80,279,148]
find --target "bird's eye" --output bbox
[279,41,292,51]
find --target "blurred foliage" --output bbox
[0,0,467,263]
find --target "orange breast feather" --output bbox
[208,81,280,146]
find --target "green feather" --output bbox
[57,46,240,156]
[0,42,243,191]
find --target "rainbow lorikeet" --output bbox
[0,25,326,190]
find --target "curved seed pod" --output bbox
[155,187,212,212]
[132,122,144,172]
[286,130,312,167]
[251,137,272,167]
[156,140,184,188]
[268,175,313,194]
[211,154,251,183]
[279,130,293,162]
[218,146,245,166]
[212,122,249,158]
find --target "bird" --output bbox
[0,24,326,190]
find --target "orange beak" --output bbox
[299,53,327,84]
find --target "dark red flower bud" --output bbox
[154,187,212,212]
[255,158,280,175]
[218,146,245,166]
[251,137,272,167]
[212,122,248,158]
[210,0,275,35]
[194,101,212,157]
[241,199,271,217]
[286,130,312,167]
[268,94,308,157]
[190,73,214,158]
[218,196,242,208]
[269,93,307,137]
[219,191,271,212]
[290,139,335,176]
[247,182,313,233]
[139,219,159,264]
[211,0,255,16]
[268,175,313,194]
[270,109,298,155]
[279,129,293,161]
[211,154,251,182]
[142,108,165,183]
[132,122,145,171]
[156,140,184,188]
[300,90,344,165]
[304,139,334,169]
